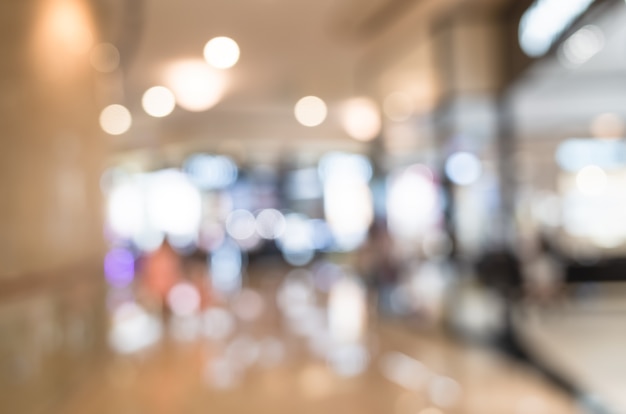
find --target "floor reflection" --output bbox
[56,263,578,414]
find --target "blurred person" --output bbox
[138,240,183,313]
[358,220,400,315]
[523,233,565,305]
[474,247,525,355]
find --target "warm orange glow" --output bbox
[33,0,95,78]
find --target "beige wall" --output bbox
[0,1,107,413]
[0,0,105,279]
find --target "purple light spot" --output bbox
[104,248,135,288]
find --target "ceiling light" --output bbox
[166,60,226,112]
[340,97,381,142]
[204,36,240,69]
[294,96,327,127]
[100,104,132,135]
[519,0,595,57]
[142,86,176,117]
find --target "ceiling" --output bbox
[511,0,626,140]
[96,0,509,157]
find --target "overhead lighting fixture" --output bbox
[519,0,595,58]
[204,36,240,69]
[100,104,132,135]
[165,60,226,112]
[294,96,327,127]
[340,97,381,142]
[142,86,176,118]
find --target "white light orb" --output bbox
[340,97,381,141]
[256,209,286,239]
[558,25,604,67]
[445,152,482,186]
[167,283,201,316]
[146,170,202,237]
[142,86,176,118]
[107,181,143,237]
[166,60,226,112]
[100,104,132,135]
[387,166,438,241]
[204,36,240,69]
[294,96,327,127]
[226,210,256,240]
[576,165,607,196]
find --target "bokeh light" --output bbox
[324,179,373,250]
[132,227,165,253]
[142,86,176,117]
[558,25,604,67]
[328,276,366,344]
[445,152,482,186]
[320,152,374,250]
[38,0,94,58]
[383,92,414,122]
[204,36,240,69]
[327,343,369,377]
[380,352,428,391]
[107,180,143,237]
[211,239,243,295]
[226,210,257,240]
[167,283,201,316]
[340,97,381,141]
[100,104,132,135]
[555,138,626,172]
[202,308,235,340]
[294,96,327,127]
[428,376,461,408]
[387,165,439,241]
[108,303,162,354]
[90,42,120,73]
[576,165,607,196]
[184,154,238,190]
[277,214,316,266]
[166,60,226,112]
[146,170,202,237]
[104,248,135,288]
[232,289,265,322]
[255,209,286,239]
[519,0,595,57]
[318,152,373,184]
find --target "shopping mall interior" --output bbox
[3,0,626,413]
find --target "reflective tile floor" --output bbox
[55,271,579,414]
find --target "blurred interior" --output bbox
[3,0,626,413]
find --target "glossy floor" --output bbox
[54,274,579,414]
